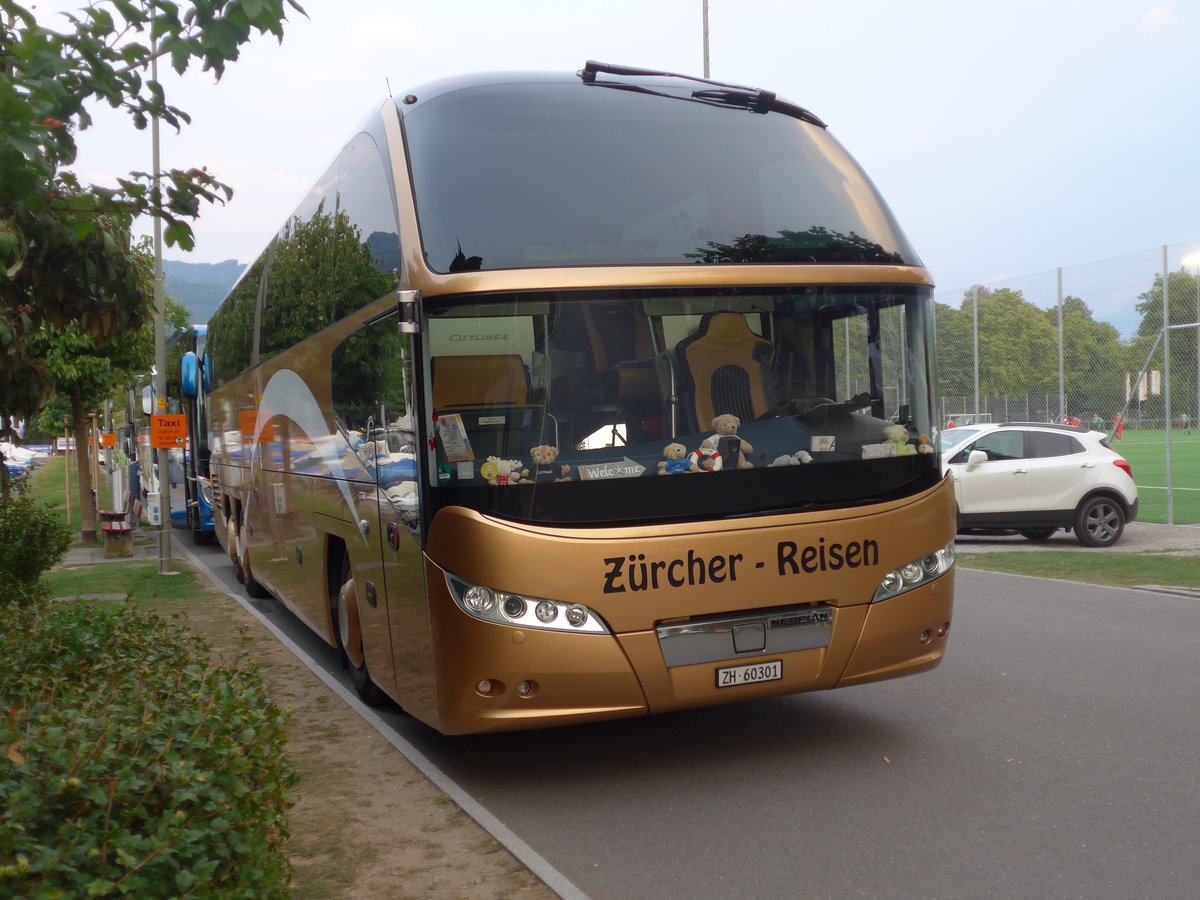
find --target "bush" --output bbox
[0,600,298,898]
[0,487,72,606]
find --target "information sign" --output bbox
[150,414,187,448]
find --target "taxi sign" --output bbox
[239,409,275,444]
[150,414,187,448]
[101,432,116,448]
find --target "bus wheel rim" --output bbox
[338,579,365,669]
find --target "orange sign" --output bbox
[101,432,116,448]
[239,409,276,444]
[150,414,188,448]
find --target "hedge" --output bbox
[0,487,72,607]
[0,600,298,898]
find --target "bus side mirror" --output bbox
[142,385,155,416]
[180,351,199,399]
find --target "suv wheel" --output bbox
[1074,496,1125,547]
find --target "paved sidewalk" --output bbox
[954,521,1200,556]
[57,534,162,567]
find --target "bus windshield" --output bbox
[424,285,938,526]
[402,78,920,272]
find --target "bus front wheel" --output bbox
[337,556,386,706]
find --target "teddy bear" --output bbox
[521,444,573,482]
[659,442,698,474]
[688,436,723,471]
[710,414,754,469]
[483,456,525,485]
[917,434,934,454]
[884,423,916,456]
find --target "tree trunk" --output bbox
[70,389,98,542]
[0,449,10,505]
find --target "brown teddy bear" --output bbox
[659,442,698,474]
[522,444,573,482]
[917,434,934,454]
[710,414,754,469]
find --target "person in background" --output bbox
[1114,412,1124,441]
[1091,413,1104,431]
[946,418,956,428]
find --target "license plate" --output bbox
[716,660,783,688]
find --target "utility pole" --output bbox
[152,37,172,574]
[702,1,711,77]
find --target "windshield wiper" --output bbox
[578,60,827,128]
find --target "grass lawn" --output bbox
[958,550,1198,588]
[1111,428,1200,525]
[20,452,117,536]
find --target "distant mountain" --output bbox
[162,258,244,324]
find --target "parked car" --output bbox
[939,422,1138,547]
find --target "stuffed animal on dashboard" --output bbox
[522,444,573,482]
[917,434,935,454]
[768,449,813,466]
[483,456,524,485]
[659,442,698,474]
[884,423,917,456]
[710,414,754,469]
[689,436,723,471]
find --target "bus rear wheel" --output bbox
[337,556,386,706]
[237,512,269,599]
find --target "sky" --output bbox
[35,0,1200,299]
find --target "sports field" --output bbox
[1109,428,1200,525]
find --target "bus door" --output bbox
[334,311,433,713]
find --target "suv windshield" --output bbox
[424,286,939,526]
[402,79,920,272]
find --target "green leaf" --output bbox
[163,220,194,250]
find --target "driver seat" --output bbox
[675,312,774,429]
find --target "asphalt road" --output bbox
[188,543,1200,900]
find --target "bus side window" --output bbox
[332,314,418,518]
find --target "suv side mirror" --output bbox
[965,449,988,470]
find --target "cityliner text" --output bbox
[602,537,881,593]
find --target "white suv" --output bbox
[939,422,1138,547]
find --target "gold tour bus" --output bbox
[203,61,955,735]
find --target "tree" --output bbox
[0,0,305,441]
[1131,269,1200,421]
[1053,295,1126,418]
[31,289,190,536]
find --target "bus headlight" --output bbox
[198,477,214,509]
[872,541,954,603]
[446,574,610,634]
[501,594,527,620]
[463,585,495,613]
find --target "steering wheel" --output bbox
[757,397,837,420]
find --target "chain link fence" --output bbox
[934,241,1200,525]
